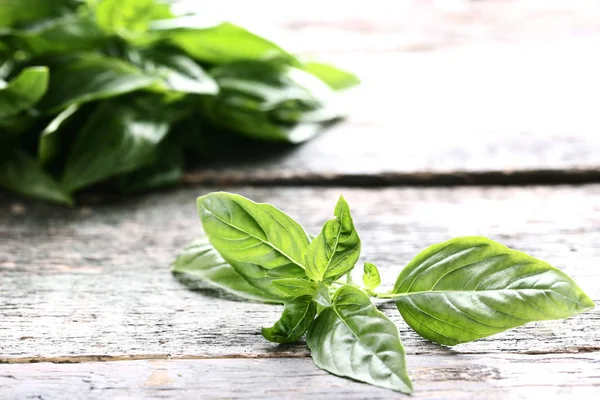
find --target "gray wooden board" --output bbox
[2,354,599,399]
[181,2,600,184]
[1,185,599,363]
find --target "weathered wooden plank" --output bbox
[2,354,600,399]
[174,1,600,183]
[186,41,600,185]
[1,186,599,361]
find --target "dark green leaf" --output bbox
[61,97,170,191]
[0,66,48,118]
[363,262,381,292]
[0,148,72,205]
[6,14,105,56]
[262,296,316,343]
[307,285,413,393]
[116,138,183,193]
[171,237,278,303]
[152,20,295,64]
[391,236,595,346]
[197,192,311,299]
[272,278,315,299]
[204,60,342,142]
[305,196,361,284]
[38,104,79,166]
[0,0,78,28]
[39,53,158,112]
[302,61,360,90]
[136,48,218,94]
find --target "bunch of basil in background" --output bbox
[173,192,595,394]
[0,0,358,205]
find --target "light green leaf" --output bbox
[152,20,295,65]
[313,281,331,308]
[61,97,170,191]
[305,196,361,284]
[197,192,311,299]
[93,0,172,38]
[363,262,381,292]
[307,285,413,394]
[262,295,316,343]
[391,236,595,346]
[302,61,360,90]
[171,237,278,303]
[0,66,48,118]
[39,53,158,112]
[272,278,315,299]
[0,148,72,205]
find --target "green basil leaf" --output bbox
[363,262,381,292]
[151,20,295,65]
[313,281,331,308]
[0,66,48,118]
[272,278,315,299]
[307,285,413,394]
[202,60,342,143]
[93,0,172,38]
[262,295,316,343]
[392,236,595,346]
[0,148,72,205]
[116,139,183,193]
[39,53,158,112]
[0,0,77,28]
[197,192,310,269]
[172,238,278,303]
[197,192,311,299]
[7,14,105,56]
[302,61,360,90]
[38,104,79,166]
[136,48,218,95]
[61,97,170,191]
[305,196,361,284]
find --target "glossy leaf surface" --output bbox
[305,196,361,283]
[307,285,413,393]
[39,54,157,112]
[262,296,316,343]
[392,236,595,346]
[197,192,310,298]
[138,49,218,95]
[204,60,341,142]
[61,97,170,191]
[0,66,48,118]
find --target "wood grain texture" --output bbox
[2,354,599,399]
[1,185,599,362]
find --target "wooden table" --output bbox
[2,1,600,398]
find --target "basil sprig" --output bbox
[0,0,358,204]
[172,192,595,394]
